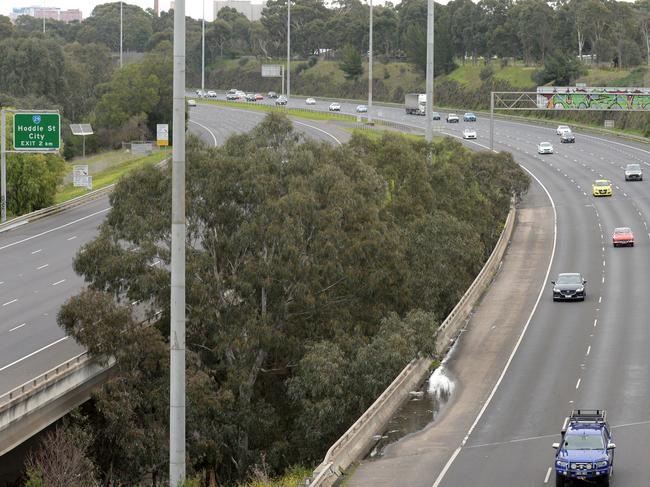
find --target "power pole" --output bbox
[425,0,434,142]
[368,0,373,124]
[169,0,186,484]
[287,0,291,101]
[202,0,205,94]
[120,1,123,68]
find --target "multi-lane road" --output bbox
[2,94,650,486]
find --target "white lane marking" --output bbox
[602,276,605,283]
[293,120,343,146]
[2,299,18,306]
[431,163,558,487]
[188,119,218,147]
[0,208,110,252]
[0,336,69,372]
[544,467,552,484]
[52,279,66,286]
[31,249,42,254]
[67,235,77,241]
[603,260,606,267]
[0,281,3,285]
[594,318,598,327]
[36,264,49,270]
[576,378,581,389]
[562,417,569,430]
[587,345,591,356]
[9,323,26,332]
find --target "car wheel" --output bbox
[555,475,565,487]
[631,243,634,247]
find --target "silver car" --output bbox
[356,105,368,113]
[329,102,341,111]
[624,163,643,181]
[537,142,554,154]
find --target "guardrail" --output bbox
[0,352,96,411]
[306,201,516,486]
[0,157,170,235]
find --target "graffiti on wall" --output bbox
[536,87,650,111]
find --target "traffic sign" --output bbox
[157,124,169,147]
[13,113,60,151]
[73,165,89,187]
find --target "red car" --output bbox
[254,93,264,101]
[613,227,634,247]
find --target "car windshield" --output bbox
[615,227,631,234]
[626,164,641,170]
[541,143,551,147]
[595,180,609,186]
[557,274,582,285]
[563,433,605,450]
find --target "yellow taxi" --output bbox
[592,179,613,197]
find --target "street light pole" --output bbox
[368,0,373,124]
[425,0,434,142]
[170,0,186,484]
[202,0,205,94]
[120,1,123,68]
[287,0,291,101]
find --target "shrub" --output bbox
[308,56,318,67]
[238,57,249,66]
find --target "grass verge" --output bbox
[55,151,168,204]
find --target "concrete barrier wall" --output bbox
[307,202,516,486]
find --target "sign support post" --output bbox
[1,110,6,222]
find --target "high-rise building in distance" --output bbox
[10,6,82,23]
[214,0,267,22]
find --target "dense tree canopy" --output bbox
[57,114,529,484]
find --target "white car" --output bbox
[446,113,460,123]
[206,90,217,98]
[556,125,571,135]
[195,89,205,98]
[187,99,197,107]
[356,105,368,113]
[329,102,341,111]
[538,142,554,154]
[305,97,316,105]
[462,128,477,139]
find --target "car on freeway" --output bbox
[560,131,575,143]
[463,112,477,122]
[255,93,264,101]
[612,227,634,247]
[432,111,441,120]
[226,93,238,100]
[245,93,257,102]
[275,95,288,105]
[446,113,460,123]
[557,124,571,135]
[552,273,586,301]
[553,409,615,487]
[329,102,341,111]
[462,128,477,139]
[195,89,205,98]
[592,179,613,196]
[187,99,197,107]
[268,91,278,98]
[538,141,554,154]
[356,104,368,113]
[206,90,218,98]
[624,163,643,181]
[305,97,316,105]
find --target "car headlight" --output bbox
[576,286,584,292]
[595,460,608,468]
[556,460,569,468]
[553,287,560,293]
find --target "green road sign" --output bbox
[13,113,60,151]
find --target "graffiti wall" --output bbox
[536,87,650,111]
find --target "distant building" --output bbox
[214,0,267,21]
[10,6,82,23]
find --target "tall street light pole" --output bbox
[202,0,205,94]
[120,1,123,68]
[170,0,186,484]
[368,0,373,124]
[425,0,434,142]
[287,0,291,101]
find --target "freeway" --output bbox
[0,107,346,408]
[251,97,650,485]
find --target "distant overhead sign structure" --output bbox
[537,87,650,111]
[262,64,283,78]
[13,113,60,151]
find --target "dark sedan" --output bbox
[560,131,575,143]
[552,273,586,301]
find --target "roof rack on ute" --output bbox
[569,409,607,424]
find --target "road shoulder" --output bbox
[344,181,554,487]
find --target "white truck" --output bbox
[405,93,426,115]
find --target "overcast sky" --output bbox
[2,1,219,22]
